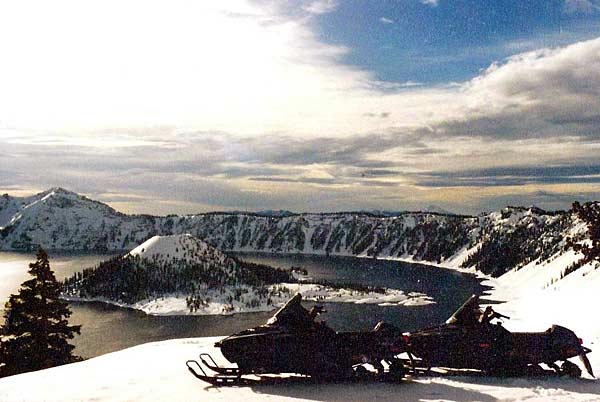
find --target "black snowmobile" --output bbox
[186,293,407,385]
[404,295,594,378]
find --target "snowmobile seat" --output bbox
[372,321,402,335]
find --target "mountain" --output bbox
[1,189,598,282]
[0,187,134,251]
[423,205,455,215]
[0,188,478,257]
[128,234,228,265]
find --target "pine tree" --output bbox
[572,201,600,264]
[0,248,81,377]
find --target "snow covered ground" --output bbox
[2,249,599,401]
[481,254,600,381]
[1,336,599,402]
[3,251,599,402]
[4,228,600,400]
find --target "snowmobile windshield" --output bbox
[266,293,315,329]
[445,295,481,326]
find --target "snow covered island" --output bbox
[61,234,434,315]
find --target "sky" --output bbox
[1,0,600,215]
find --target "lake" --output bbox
[0,251,487,358]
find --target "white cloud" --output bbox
[4,0,596,145]
[380,17,394,24]
[0,0,358,137]
[400,81,423,87]
[454,37,600,139]
[421,0,439,7]
[1,1,598,146]
[563,0,600,15]
[1,0,600,213]
[302,0,338,15]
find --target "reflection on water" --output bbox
[0,251,487,358]
[68,301,275,357]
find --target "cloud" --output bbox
[435,37,600,140]
[1,1,600,214]
[400,81,423,87]
[380,17,394,24]
[0,0,365,137]
[563,0,600,15]
[363,112,390,118]
[3,1,597,144]
[415,164,600,187]
[302,0,338,15]
[421,0,439,7]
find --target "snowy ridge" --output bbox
[0,188,477,258]
[0,189,596,280]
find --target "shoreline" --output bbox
[62,282,437,317]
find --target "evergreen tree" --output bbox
[0,249,81,377]
[572,201,600,264]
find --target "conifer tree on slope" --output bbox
[0,249,81,377]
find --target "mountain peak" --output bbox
[35,187,79,200]
[48,187,77,195]
[128,234,225,264]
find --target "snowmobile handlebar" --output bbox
[495,312,510,320]
[479,306,510,324]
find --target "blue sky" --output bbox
[1,0,600,214]
[310,0,600,84]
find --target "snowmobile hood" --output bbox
[214,293,318,350]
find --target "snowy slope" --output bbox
[128,234,228,265]
[476,203,600,381]
[483,256,600,375]
[0,188,154,251]
[0,188,480,261]
[1,188,574,276]
[1,336,599,402]
[0,194,23,229]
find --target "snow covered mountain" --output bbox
[1,189,598,283]
[0,188,477,258]
[0,188,136,251]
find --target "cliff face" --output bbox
[1,188,595,278]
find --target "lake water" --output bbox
[0,251,487,358]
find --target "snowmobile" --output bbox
[186,293,407,385]
[403,295,594,378]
